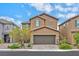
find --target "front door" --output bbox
[4,34,10,43]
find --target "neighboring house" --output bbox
[21,21,30,29]
[59,15,79,44]
[0,19,17,43]
[22,13,59,44]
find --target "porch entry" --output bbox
[4,34,10,43]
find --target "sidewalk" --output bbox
[0,49,79,52]
[0,43,79,52]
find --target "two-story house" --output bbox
[0,19,17,43]
[59,15,79,44]
[22,14,79,45]
[22,13,59,44]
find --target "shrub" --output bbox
[8,43,21,49]
[59,43,72,49]
[27,43,32,47]
[59,38,68,44]
[59,38,72,49]
[0,38,4,44]
[74,32,79,44]
[77,44,79,48]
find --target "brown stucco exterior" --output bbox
[23,13,79,45]
[30,13,59,44]
[31,27,59,44]
[30,14,58,30]
[59,15,79,44]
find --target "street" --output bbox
[0,51,79,56]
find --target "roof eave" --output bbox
[30,13,59,21]
[59,15,79,26]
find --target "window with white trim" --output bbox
[35,20,40,27]
[47,22,51,28]
[75,20,79,28]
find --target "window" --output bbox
[7,26,9,30]
[63,24,66,26]
[47,22,51,28]
[75,20,79,28]
[26,24,29,28]
[35,20,40,27]
[5,25,9,30]
[22,24,29,28]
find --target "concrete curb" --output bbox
[0,49,79,51]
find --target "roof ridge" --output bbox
[59,15,79,26]
[30,13,58,20]
[39,13,58,20]
[0,19,18,27]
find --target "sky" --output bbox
[0,3,79,25]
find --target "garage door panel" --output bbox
[34,35,55,44]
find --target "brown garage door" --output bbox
[33,35,55,44]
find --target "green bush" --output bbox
[59,38,72,49]
[59,38,68,44]
[59,43,72,49]
[8,43,21,49]
[27,43,32,47]
[77,44,79,48]
[74,32,79,44]
[0,38,4,44]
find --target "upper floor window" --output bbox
[22,24,29,28]
[4,25,9,30]
[35,20,40,27]
[6,25,9,30]
[63,24,66,26]
[47,22,51,28]
[75,20,79,28]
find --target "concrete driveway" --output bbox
[32,44,59,49]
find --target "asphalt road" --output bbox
[0,51,79,56]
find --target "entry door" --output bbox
[4,34,10,43]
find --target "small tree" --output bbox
[0,38,4,44]
[20,28,31,48]
[74,32,79,44]
[9,27,31,48]
[9,27,21,43]
[59,37,72,49]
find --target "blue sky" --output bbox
[0,3,79,25]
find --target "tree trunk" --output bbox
[20,40,25,48]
